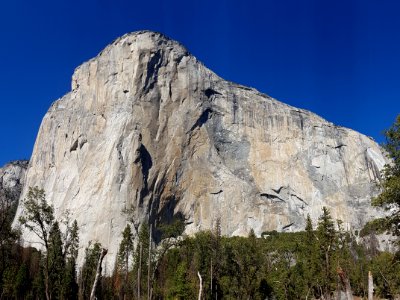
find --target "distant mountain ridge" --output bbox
[8,31,386,272]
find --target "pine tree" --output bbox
[62,220,79,300]
[302,214,317,298]
[134,223,150,299]
[32,252,46,300]
[316,207,337,299]
[48,221,65,299]
[372,115,400,244]
[14,263,30,299]
[117,224,134,299]
[79,242,102,300]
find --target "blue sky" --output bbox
[1,0,399,166]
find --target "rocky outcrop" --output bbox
[1,160,29,214]
[13,31,387,272]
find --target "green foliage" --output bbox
[0,187,20,244]
[14,263,30,299]
[62,259,79,300]
[157,215,186,239]
[370,251,400,298]
[117,224,134,299]
[167,261,194,299]
[79,241,102,300]
[48,221,65,299]
[18,186,80,300]
[371,114,400,240]
[118,224,134,272]
[315,207,337,297]
[59,218,80,298]
[2,208,400,299]
[32,258,46,299]
[19,187,54,249]
[150,208,400,299]
[65,219,80,261]
[3,183,400,299]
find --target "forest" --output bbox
[0,200,399,300]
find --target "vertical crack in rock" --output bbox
[139,144,152,199]
[232,94,238,124]
[144,50,163,92]
[70,139,79,152]
[365,149,382,183]
[116,137,125,184]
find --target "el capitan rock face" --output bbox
[13,31,387,271]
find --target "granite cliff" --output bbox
[13,31,387,271]
[0,160,28,202]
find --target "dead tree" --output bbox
[137,242,142,299]
[210,258,213,298]
[197,271,203,300]
[368,271,374,300]
[148,224,152,300]
[90,248,108,300]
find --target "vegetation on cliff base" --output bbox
[0,190,400,299]
[368,115,400,242]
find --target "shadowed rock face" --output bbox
[0,160,28,209]
[13,31,387,271]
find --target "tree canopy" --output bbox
[372,115,400,240]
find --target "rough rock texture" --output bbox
[13,31,387,272]
[0,160,28,201]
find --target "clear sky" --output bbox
[1,0,399,166]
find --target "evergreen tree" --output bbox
[79,242,102,300]
[48,221,65,299]
[14,263,30,299]
[133,223,151,299]
[32,252,47,300]
[63,218,79,260]
[117,224,134,299]
[302,214,318,298]
[62,220,79,300]
[372,114,400,244]
[316,207,337,299]
[0,187,20,281]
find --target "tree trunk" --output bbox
[325,251,330,300]
[197,271,203,300]
[124,250,128,300]
[90,248,108,300]
[337,267,353,300]
[337,275,342,300]
[368,271,374,300]
[45,255,50,300]
[210,258,213,298]
[147,224,152,300]
[138,242,142,300]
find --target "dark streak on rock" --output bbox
[70,140,79,152]
[282,223,294,230]
[260,193,285,202]
[204,88,221,98]
[210,190,223,195]
[189,108,213,132]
